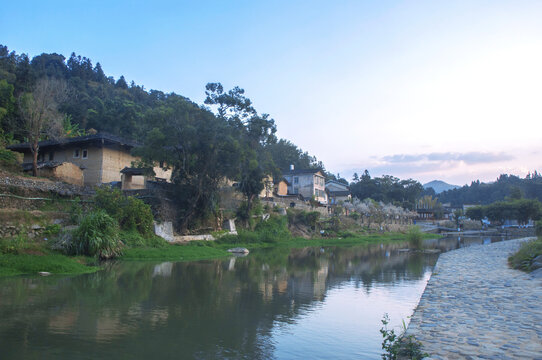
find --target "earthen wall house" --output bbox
[10,133,172,187]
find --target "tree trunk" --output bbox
[31,141,39,177]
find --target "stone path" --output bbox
[405,237,542,360]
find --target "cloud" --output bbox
[340,151,519,184]
[381,151,514,165]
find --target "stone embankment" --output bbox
[405,237,542,360]
[0,171,91,197]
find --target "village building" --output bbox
[325,180,351,205]
[282,166,327,204]
[7,133,172,187]
[273,178,289,196]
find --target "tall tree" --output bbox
[205,82,277,219]
[18,77,66,176]
[134,97,240,231]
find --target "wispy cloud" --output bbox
[381,151,514,165]
[341,151,519,184]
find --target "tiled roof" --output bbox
[7,133,139,152]
[282,168,323,175]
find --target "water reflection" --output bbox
[0,239,458,359]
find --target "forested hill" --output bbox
[437,173,542,206]
[0,44,324,173]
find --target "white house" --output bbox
[282,166,327,204]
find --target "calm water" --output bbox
[0,235,513,359]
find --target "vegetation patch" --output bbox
[407,226,424,250]
[122,243,230,261]
[0,253,99,277]
[71,210,123,259]
[509,237,542,272]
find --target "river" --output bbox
[0,234,515,359]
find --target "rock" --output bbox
[38,272,51,276]
[530,268,542,279]
[31,224,42,230]
[531,255,542,270]
[227,247,249,254]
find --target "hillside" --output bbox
[423,180,459,194]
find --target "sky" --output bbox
[2,0,542,185]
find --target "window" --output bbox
[73,149,80,158]
[293,187,299,194]
[49,152,54,161]
[294,177,299,184]
[82,149,88,159]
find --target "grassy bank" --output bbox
[509,237,542,272]
[121,231,438,261]
[0,253,99,277]
[0,231,437,275]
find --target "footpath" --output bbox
[405,237,542,360]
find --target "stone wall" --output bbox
[0,171,91,210]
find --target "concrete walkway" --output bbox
[405,237,542,360]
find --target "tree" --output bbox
[134,97,240,231]
[18,77,66,176]
[205,82,277,221]
[466,206,484,225]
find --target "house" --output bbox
[282,166,327,204]
[274,178,289,196]
[7,133,171,187]
[325,180,351,205]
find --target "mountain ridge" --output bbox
[423,180,460,194]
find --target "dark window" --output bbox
[73,149,80,158]
[294,177,299,184]
[49,152,54,161]
[82,149,88,159]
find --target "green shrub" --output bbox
[43,224,62,237]
[0,234,28,254]
[218,215,292,244]
[254,216,291,243]
[407,225,423,250]
[0,147,20,171]
[73,210,123,259]
[120,229,167,248]
[509,237,542,271]
[69,197,83,224]
[286,209,320,229]
[349,212,361,221]
[94,188,153,236]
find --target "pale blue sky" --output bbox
[2,1,542,185]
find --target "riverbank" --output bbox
[0,253,99,277]
[0,232,438,275]
[121,232,437,261]
[404,237,542,359]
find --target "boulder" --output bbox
[530,268,542,279]
[227,247,249,254]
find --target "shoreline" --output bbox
[404,237,542,359]
[0,232,437,276]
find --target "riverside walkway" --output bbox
[405,237,542,360]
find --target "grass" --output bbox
[0,253,100,277]
[122,244,230,261]
[120,232,439,262]
[509,237,542,272]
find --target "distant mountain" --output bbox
[423,180,460,194]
